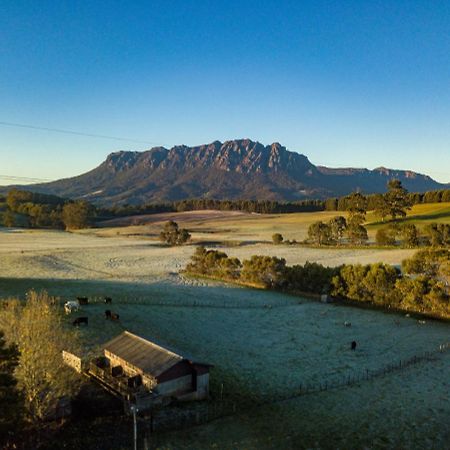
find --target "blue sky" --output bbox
[1,0,449,184]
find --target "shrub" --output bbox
[272,233,284,245]
[241,255,287,288]
[375,228,396,246]
[159,221,191,245]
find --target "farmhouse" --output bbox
[88,331,212,410]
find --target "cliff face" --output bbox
[10,139,445,205]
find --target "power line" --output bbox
[0,121,162,145]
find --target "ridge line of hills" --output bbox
[2,139,447,205]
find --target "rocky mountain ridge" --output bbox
[3,139,445,205]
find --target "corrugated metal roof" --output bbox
[103,331,184,377]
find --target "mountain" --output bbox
[5,139,446,205]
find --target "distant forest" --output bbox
[102,188,450,216]
[0,186,449,229]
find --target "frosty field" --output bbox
[0,226,449,448]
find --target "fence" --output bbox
[273,341,450,404]
[137,341,450,436]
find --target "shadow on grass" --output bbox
[0,276,298,308]
[368,209,450,227]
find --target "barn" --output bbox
[89,331,212,410]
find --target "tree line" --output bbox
[185,247,449,319]
[0,189,95,230]
[1,181,449,230]
[100,198,325,217]
[102,185,450,217]
[306,180,450,247]
[324,186,450,211]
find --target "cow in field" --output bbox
[64,300,80,314]
[104,297,112,304]
[105,310,112,319]
[110,313,120,321]
[351,341,357,351]
[76,297,89,305]
[73,317,88,326]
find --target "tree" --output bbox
[241,255,287,288]
[0,291,82,422]
[308,221,332,245]
[0,331,23,442]
[345,192,369,245]
[328,216,347,243]
[272,233,284,245]
[62,201,94,230]
[347,224,368,245]
[375,228,396,246]
[3,209,16,227]
[423,223,448,247]
[377,179,412,221]
[159,221,191,245]
[346,192,367,226]
[400,224,419,248]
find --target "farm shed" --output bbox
[89,331,212,410]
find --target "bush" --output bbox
[375,228,396,246]
[241,255,287,288]
[272,233,283,245]
[285,262,339,294]
[159,221,191,245]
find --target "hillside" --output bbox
[4,139,446,205]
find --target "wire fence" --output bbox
[137,341,450,437]
[81,296,293,310]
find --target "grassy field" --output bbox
[0,208,449,449]
[94,202,450,244]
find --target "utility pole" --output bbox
[131,405,138,450]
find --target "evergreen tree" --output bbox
[381,179,412,220]
[346,192,368,244]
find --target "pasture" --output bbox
[93,201,450,244]
[0,219,449,448]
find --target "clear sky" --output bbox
[1,0,449,184]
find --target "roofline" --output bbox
[121,330,183,360]
[103,330,213,370]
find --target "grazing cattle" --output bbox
[110,313,120,321]
[351,340,357,351]
[344,321,351,327]
[418,320,426,325]
[64,300,80,314]
[73,317,88,326]
[104,297,112,304]
[105,310,112,319]
[77,297,89,305]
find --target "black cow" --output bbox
[73,317,88,326]
[105,310,112,319]
[351,340,357,351]
[104,297,112,304]
[77,297,89,305]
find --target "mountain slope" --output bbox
[7,139,446,205]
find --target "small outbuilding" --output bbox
[88,331,212,411]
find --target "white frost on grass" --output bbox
[0,228,448,448]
